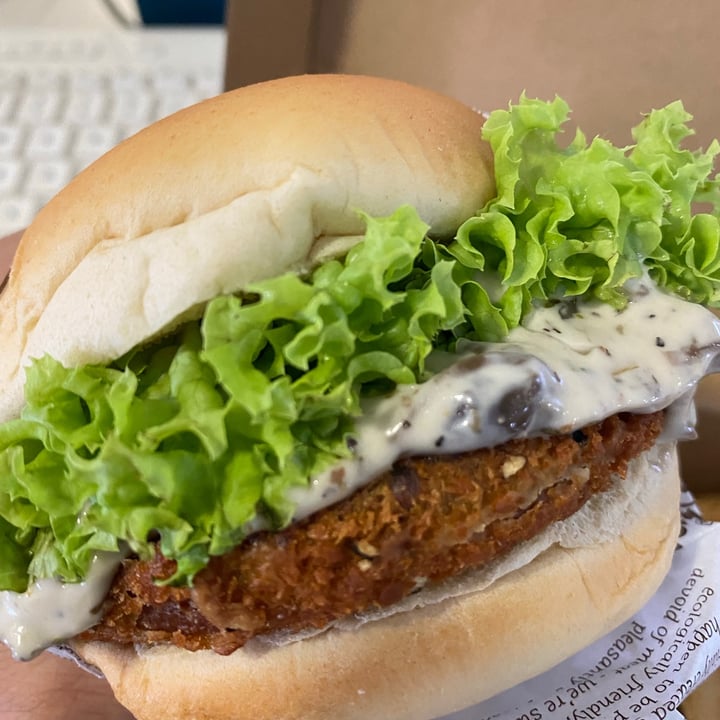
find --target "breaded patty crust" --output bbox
[79,411,663,655]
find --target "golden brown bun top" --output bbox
[0,74,494,422]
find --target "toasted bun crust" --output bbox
[0,74,494,423]
[74,444,680,720]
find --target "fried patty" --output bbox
[79,411,664,655]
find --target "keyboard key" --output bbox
[0,195,35,236]
[0,88,19,123]
[67,69,108,91]
[0,69,24,91]
[26,70,68,91]
[150,67,189,92]
[63,91,109,124]
[111,68,148,92]
[73,125,118,161]
[109,89,154,126]
[0,125,24,158]
[17,89,62,124]
[25,160,73,196]
[26,125,71,159]
[0,161,22,194]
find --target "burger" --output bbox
[0,74,719,720]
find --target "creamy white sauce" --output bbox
[2,278,720,658]
[0,551,123,660]
[287,279,720,519]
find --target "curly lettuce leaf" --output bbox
[463,95,720,319]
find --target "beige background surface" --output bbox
[226,0,720,148]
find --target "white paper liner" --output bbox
[439,490,720,720]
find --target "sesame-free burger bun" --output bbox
[0,74,494,424]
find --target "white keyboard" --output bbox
[0,27,226,236]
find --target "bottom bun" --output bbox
[75,443,680,720]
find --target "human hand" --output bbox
[0,646,135,720]
[0,230,21,277]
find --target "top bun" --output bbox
[0,74,495,423]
